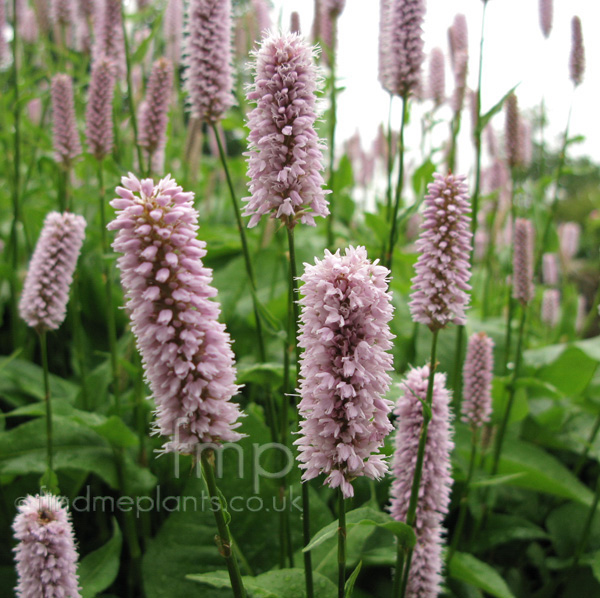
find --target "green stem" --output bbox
[338,490,346,598]
[470,0,487,239]
[98,160,121,414]
[39,330,53,475]
[10,0,23,351]
[452,325,465,410]
[395,329,439,598]
[326,21,338,249]
[120,2,144,170]
[384,93,394,223]
[385,95,408,272]
[492,305,527,476]
[447,428,478,564]
[287,226,313,598]
[201,451,247,598]
[535,93,574,273]
[212,123,266,364]
[571,474,600,570]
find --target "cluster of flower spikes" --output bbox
[19,211,86,331]
[409,172,472,331]
[243,32,330,229]
[295,246,395,498]
[108,174,244,453]
[461,331,494,429]
[13,494,81,598]
[390,365,454,598]
[184,0,234,124]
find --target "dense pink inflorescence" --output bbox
[409,173,472,331]
[243,32,329,229]
[539,0,552,38]
[290,11,301,34]
[85,55,116,160]
[19,212,86,331]
[505,93,520,169]
[295,246,394,498]
[542,253,559,286]
[184,0,234,124]
[51,0,75,25]
[164,0,183,65]
[542,289,560,327]
[93,0,125,78]
[570,16,584,87]
[390,366,454,598]
[108,174,244,453]
[379,0,425,97]
[51,74,82,166]
[13,494,81,598]
[558,221,581,262]
[428,47,445,107]
[139,58,173,157]
[462,332,494,428]
[512,218,535,305]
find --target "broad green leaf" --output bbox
[538,346,597,396]
[470,473,526,488]
[449,552,516,598]
[187,568,337,598]
[304,509,414,553]
[89,415,139,449]
[79,520,123,598]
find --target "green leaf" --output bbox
[187,568,337,598]
[538,346,597,396]
[345,560,362,598]
[470,472,526,488]
[88,415,139,449]
[304,510,414,553]
[497,439,594,506]
[477,85,519,135]
[237,363,284,389]
[79,520,123,598]
[449,552,516,598]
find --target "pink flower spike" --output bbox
[85,55,116,160]
[462,332,494,428]
[139,57,174,157]
[390,365,454,598]
[570,16,585,87]
[409,172,473,331]
[184,0,234,124]
[243,32,330,229]
[13,494,81,598]
[295,246,395,498]
[51,74,82,167]
[512,218,535,305]
[109,174,244,453]
[19,211,86,332]
[539,0,553,38]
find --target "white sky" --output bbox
[271,0,599,173]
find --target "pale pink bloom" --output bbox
[462,332,494,428]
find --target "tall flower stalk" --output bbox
[244,31,330,595]
[395,172,471,596]
[381,0,426,271]
[492,218,534,476]
[390,366,454,598]
[19,211,86,487]
[295,246,394,597]
[109,173,247,597]
[85,54,121,412]
[448,332,494,562]
[185,0,266,362]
